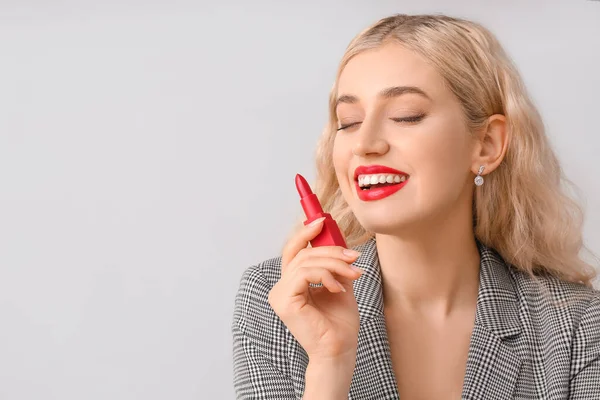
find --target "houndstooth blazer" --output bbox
[231,237,600,399]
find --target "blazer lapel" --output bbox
[461,243,523,399]
[347,238,523,400]
[349,238,400,399]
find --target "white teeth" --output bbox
[357,173,408,188]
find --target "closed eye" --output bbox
[336,121,362,131]
[390,114,426,124]
[337,114,426,131]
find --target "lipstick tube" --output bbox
[295,174,347,248]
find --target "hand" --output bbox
[268,217,363,362]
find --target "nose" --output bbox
[351,121,390,157]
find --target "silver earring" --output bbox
[474,165,485,186]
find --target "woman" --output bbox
[232,14,600,399]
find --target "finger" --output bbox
[283,242,361,278]
[290,257,363,281]
[289,267,346,296]
[281,217,326,269]
[284,246,359,277]
[294,246,362,265]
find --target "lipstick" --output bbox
[295,174,347,248]
[354,164,410,202]
[356,179,408,201]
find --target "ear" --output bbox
[471,114,509,176]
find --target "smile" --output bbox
[357,173,407,189]
[353,165,410,202]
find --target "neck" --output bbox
[376,206,481,318]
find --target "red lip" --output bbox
[353,165,409,180]
[355,179,409,201]
[353,164,410,202]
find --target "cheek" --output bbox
[332,139,344,174]
[409,127,472,194]
[332,139,349,182]
[332,137,356,202]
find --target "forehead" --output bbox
[337,42,446,101]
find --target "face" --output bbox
[333,42,476,235]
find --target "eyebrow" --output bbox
[335,85,431,108]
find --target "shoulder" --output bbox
[231,256,302,393]
[509,266,600,334]
[234,255,283,306]
[232,255,284,334]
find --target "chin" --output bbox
[353,208,421,236]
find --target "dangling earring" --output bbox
[474,165,485,186]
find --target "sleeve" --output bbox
[568,292,600,399]
[231,264,298,400]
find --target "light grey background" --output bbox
[1,1,599,399]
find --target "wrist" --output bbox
[303,356,356,400]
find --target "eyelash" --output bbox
[336,114,426,131]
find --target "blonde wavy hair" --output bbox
[291,14,598,288]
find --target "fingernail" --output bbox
[350,265,363,274]
[343,249,360,258]
[308,217,326,226]
[336,281,347,292]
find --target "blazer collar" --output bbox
[348,237,524,399]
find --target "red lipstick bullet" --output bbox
[295,174,347,248]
